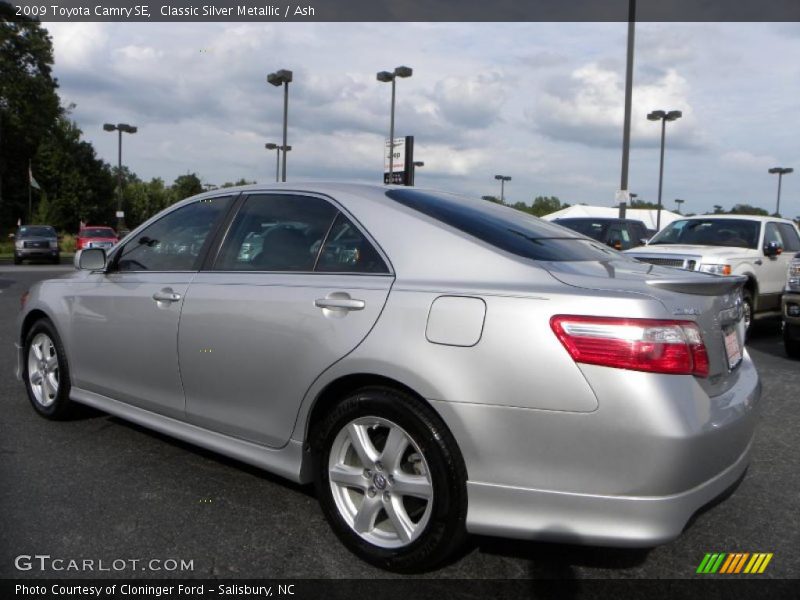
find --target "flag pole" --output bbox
[28,159,32,224]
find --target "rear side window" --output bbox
[316,213,389,273]
[215,194,337,271]
[385,189,618,261]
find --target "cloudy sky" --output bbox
[43,21,800,216]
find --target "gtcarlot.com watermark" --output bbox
[14,554,194,573]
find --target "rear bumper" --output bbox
[431,354,761,546]
[465,440,751,546]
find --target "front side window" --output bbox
[764,223,784,249]
[116,197,230,272]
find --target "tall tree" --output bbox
[0,5,61,228]
[172,173,203,201]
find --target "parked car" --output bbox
[783,252,800,358]
[554,217,649,250]
[17,184,760,571]
[13,225,59,265]
[76,226,118,251]
[626,215,800,332]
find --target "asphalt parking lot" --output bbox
[1,263,798,580]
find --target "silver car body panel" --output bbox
[178,272,393,447]
[16,182,761,547]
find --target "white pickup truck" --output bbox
[625,215,800,331]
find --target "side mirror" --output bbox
[764,241,782,257]
[76,248,106,271]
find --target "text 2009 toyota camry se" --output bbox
[17,183,760,571]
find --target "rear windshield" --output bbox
[649,219,760,249]
[17,226,56,238]
[80,228,116,237]
[385,189,619,261]
[555,219,610,240]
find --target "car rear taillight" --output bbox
[550,315,709,377]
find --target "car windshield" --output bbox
[648,219,759,249]
[385,189,620,261]
[81,228,115,237]
[18,226,56,238]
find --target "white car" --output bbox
[626,215,800,330]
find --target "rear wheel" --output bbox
[23,318,76,420]
[311,387,467,572]
[13,255,22,265]
[785,323,800,359]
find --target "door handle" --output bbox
[314,297,365,311]
[153,288,182,303]
[754,259,762,266]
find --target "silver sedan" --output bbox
[16,183,760,571]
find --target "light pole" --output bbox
[412,160,424,185]
[494,175,511,204]
[647,109,682,231]
[265,143,292,183]
[674,198,685,213]
[103,122,137,232]
[377,66,413,184]
[267,69,292,182]
[768,167,793,216]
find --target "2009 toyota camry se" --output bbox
[16,183,760,571]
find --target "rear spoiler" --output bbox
[646,275,746,296]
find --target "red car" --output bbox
[76,226,118,251]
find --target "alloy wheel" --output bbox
[27,332,60,407]
[328,416,434,549]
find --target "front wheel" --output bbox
[23,318,76,419]
[311,387,468,572]
[743,289,754,336]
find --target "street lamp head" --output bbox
[267,69,292,86]
[265,143,278,150]
[282,145,292,151]
[413,161,424,167]
[118,124,137,134]
[665,110,682,121]
[103,123,116,131]
[376,71,394,82]
[769,167,793,175]
[495,175,511,181]
[394,66,413,78]
[647,110,666,121]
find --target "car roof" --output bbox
[674,214,796,224]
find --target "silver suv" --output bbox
[626,215,800,331]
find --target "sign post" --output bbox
[384,136,415,185]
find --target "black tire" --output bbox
[52,255,60,265]
[13,256,22,265]
[311,386,468,573]
[743,288,754,337]
[22,318,76,420]
[785,323,800,359]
